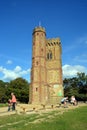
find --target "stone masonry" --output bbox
[29,26,64,105]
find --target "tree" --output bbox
[63,77,79,98]
[0,80,9,103]
[63,72,87,101]
[6,77,29,103]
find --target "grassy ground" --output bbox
[0,103,8,107]
[0,105,87,130]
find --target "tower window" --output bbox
[47,51,52,60]
[36,88,38,92]
[50,52,52,59]
[47,53,49,59]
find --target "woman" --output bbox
[11,93,17,111]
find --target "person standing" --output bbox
[8,99,12,111]
[11,93,16,111]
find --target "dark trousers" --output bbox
[12,102,16,111]
[8,105,11,111]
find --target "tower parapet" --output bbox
[32,26,46,35]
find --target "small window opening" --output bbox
[36,88,38,92]
[47,51,52,60]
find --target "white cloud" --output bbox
[14,66,22,72]
[0,66,30,81]
[62,64,87,78]
[0,64,87,81]
[6,60,13,64]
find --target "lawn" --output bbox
[0,103,8,107]
[0,106,87,130]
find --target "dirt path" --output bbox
[0,103,87,117]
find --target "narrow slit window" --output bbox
[47,51,52,60]
[50,52,52,59]
[36,88,38,92]
[47,53,49,59]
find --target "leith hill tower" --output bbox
[29,26,63,104]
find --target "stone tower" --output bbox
[29,26,63,104]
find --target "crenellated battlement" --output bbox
[46,38,61,46]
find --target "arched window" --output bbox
[47,53,49,59]
[47,50,52,60]
[50,52,52,59]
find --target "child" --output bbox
[8,99,12,111]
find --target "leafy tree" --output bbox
[0,80,9,103]
[63,72,87,102]
[5,78,29,103]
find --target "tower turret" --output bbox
[30,26,47,104]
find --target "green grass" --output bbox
[0,103,8,107]
[0,106,87,130]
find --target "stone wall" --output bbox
[29,26,63,104]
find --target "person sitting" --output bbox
[61,97,68,108]
[70,96,77,105]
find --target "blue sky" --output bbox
[0,0,87,82]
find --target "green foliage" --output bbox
[0,81,9,103]
[63,72,87,101]
[0,78,30,103]
[0,72,87,103]
[8,77,29,103]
